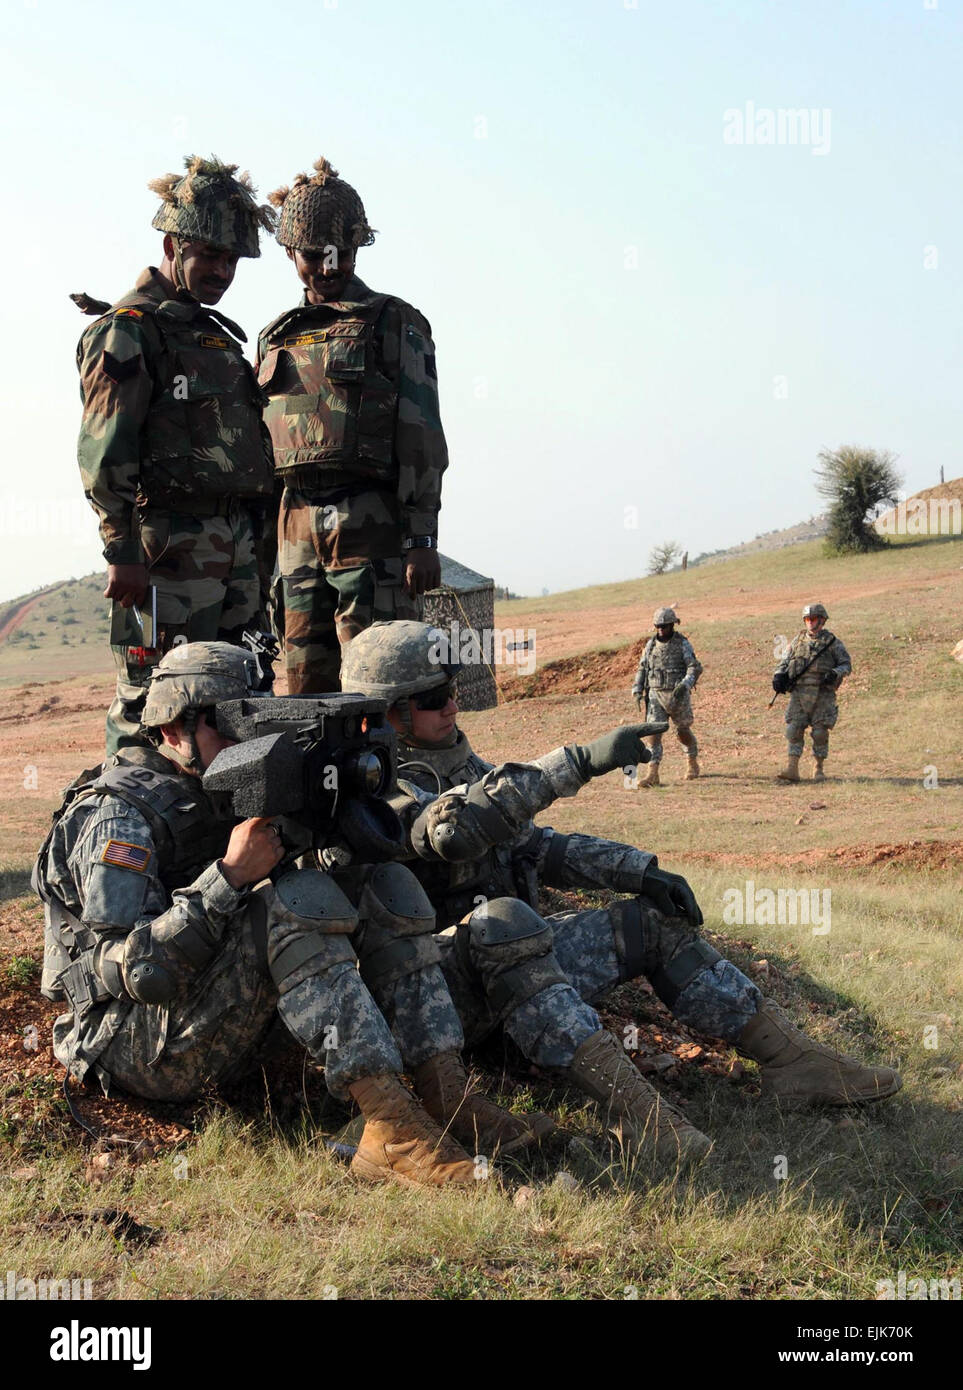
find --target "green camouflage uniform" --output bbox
[34,745,462,1102]
[256,275,447,692]
[631,633,703,763]
[77,268,277,753]
[776,629,852,759]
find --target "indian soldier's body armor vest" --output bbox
[642,633,693,690]
[97,289,275,508]
[257,295,395,485]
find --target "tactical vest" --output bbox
[35,747,231,1003]
[104,289,274,508]
[643,633,694,690]
[786,631,838,689]
[397,735,490,796]
[397,738,540,929]
[257,296,395,484]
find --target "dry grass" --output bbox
[0,535,960,1299]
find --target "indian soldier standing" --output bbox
[75,156,279,755]
[256,157,447,693]
[773,602,851,782]
[631,606,703,787]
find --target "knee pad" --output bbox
[463,897,568,1022]
[356,862,436,936]
[265,870,359,994]
[353,863,442,991]
[608,898,721,1007]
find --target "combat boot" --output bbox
[638,762,660,789]
[736,1000,902,1107]
[685,755,701,780]
[777,754,801,783]
[812,758,826,782]
[348,1073,479,1186]
[413,1051,555,1157]
[567,1030,711,1167]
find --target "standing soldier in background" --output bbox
[257,157,447,693]
[75,156,278,754]
[773,602,851,783]
[631,606,703,787]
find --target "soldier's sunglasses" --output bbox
[413,682,457,711]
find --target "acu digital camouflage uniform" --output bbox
[339,624,759,1071]
[340,622,903,1124]
[257,160,448,692]
[75,157,279,755]
[389,732,761,1068]
[774,606,851,771]
[32,644,464,1104]
[631,607,703,779]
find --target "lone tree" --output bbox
[648,540,682,575]
[815,445,903,554]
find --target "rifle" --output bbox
[768,634,835,708]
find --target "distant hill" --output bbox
[689,515,828,568]
[0,572,110,686]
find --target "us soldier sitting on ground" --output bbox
[33,642,540,1188]
[337,622,901,1165]
[772,602,852,783]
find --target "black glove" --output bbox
[822,670,839,688]
[640,864,704,927]
[772,671,790,694]
[670,680,688,704]
[569,723,668,778]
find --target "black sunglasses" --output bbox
[413,682,456,711]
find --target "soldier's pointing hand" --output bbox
[570,723,669,778]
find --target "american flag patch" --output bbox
[101,840,152,873]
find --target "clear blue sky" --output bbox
[0,0,958,601]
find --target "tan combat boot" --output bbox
[685,756,701,780]
[413,1051,555,1157]
[568,1030,712,1166]
[638,762,660,789]
[812,758,826,782]
[348,1073,479,1186]
[737,1000,902,1106]
[777,754,801,783]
